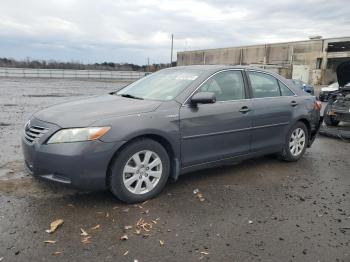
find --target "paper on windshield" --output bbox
[175,74,198,81]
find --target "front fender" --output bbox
[93,104,181,158]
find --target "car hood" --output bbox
[337,60,350,87]
[321,86,339,92]
[34,94,162,127]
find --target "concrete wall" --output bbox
[177,37,350,85]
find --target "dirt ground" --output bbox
[0,78,349,262]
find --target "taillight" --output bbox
[314,100,322,111]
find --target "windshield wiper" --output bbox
[119,94,144,100]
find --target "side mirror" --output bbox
[190,92,216,106]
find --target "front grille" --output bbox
[24,125,49,145]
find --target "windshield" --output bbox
[117,69,204,101]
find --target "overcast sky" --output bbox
[0,0,349,65]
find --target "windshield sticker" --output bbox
[176,74,198,81]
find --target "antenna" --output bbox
[170,34,174,67]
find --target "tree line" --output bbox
[0,57,176,72]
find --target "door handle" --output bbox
[239,106,251,113]
[290,101,298,107]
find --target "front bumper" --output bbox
[21,118,126,190]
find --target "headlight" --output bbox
[47,127,110,144]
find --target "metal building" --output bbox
[177,36,350,85]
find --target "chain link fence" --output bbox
[0,67,145,80]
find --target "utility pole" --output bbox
[147,57,150,72]
[170,34,174,67]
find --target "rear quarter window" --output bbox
[279,81,295,96]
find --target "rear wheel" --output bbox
[324,105,339,126]
[280,122,308,162]
[108,139,170,203]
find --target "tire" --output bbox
[108,138,170,203]
[280,122,308,162]
[324,105,339,126]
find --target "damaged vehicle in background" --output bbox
[22,65,321,203]
[319,82,339,101]
[324,60,350,126]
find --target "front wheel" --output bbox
[280,122,308,162]
[108,139,170,203]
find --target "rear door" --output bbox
[180,69,253,167]
[246,70,297,152]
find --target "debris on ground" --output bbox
[46,219,64,233]
[44,240,57,244]
[124,225,133,230]
[91,224,100,230]
[248,220,253,224]
[80,228,89,236]
[123,250,129,256]
[136,217,153,232]
[120,234,128,241]
[141,209,150,214]
[52,251,62,256]
[81,236,91,244]
[193,189,205,201]
[159,240,165,246]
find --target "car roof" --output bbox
[171,64,263,72]
[168,65,304,102]
[168,65,292,82]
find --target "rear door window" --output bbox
[248,71,280,98]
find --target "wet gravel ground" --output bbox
[0,78,349,262]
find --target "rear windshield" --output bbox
[117,69,204,101]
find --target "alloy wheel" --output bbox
[289,128,306,156]
[122,150,163,195]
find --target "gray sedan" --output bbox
[22,65,321,203]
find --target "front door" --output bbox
[180,70,253,167]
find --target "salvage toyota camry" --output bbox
[22,65,321,203]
